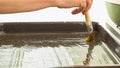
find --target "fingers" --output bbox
[71,0,85,14]
[71,7,83,14]
[71,0,93,15]
[71,0,86,14]
[82,0,93,14]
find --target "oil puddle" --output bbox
[0,39,115,68]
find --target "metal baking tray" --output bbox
[0,22,120,68]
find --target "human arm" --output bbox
[0,0,57,13]
[0,0,93,14]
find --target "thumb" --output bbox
[71,7,83,14]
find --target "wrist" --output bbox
[53,0,82,8]
[46,0,58,7]
[37,0,58,7]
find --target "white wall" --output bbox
[0,0,108,23]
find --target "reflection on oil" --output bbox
[83,41,95,65]
[0,39,115,67]
[0,31,117,67]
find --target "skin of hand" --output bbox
[71,0,93,15]
[0,0,92,14]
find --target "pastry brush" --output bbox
[85,13,94,42]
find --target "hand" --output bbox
[71,0,93,15]
[56,0,93,15]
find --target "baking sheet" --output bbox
[0,22,119,68]
[0,40,115,68]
